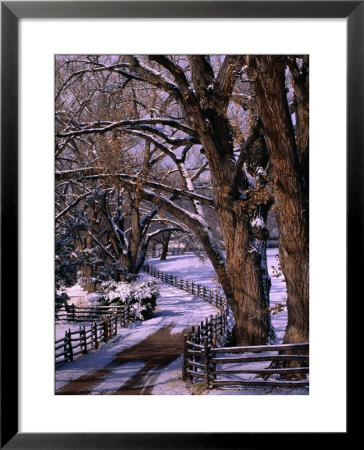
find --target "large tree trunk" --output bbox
[252,56,309,344]
[223,211,272,345]
[182,58,273,345]
[194,119,272,345]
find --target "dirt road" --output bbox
[56,324,189,395]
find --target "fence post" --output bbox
[210,314,214,345]
[94,322,98,349]
[63,331,68,362]
[72,304,75,323]
[191,282,195,295]
[182,334,188,381]
[187,331,193,382]
[104,319,109,341]
[113,316,117,336]
[81,326,87,354]
[203,338,210,390]
[67,329,73,362]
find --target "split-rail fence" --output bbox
[55,315,118,365]
[142,263,225,309]
[183,323,309,390]
[56,304,133,327]
[55,304,138,365]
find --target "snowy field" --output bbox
[56,249,308,395]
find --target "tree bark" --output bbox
[251,56,309,344]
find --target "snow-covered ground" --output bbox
[148,248,288,342]
[55,272,218,393]
[56,283,110,341]
[147,249,307,395]
[56,249,307,395]
[56,321,94,341]
[63,283,89,306]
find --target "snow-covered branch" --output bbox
[55,191,91,221]
[56,118,196,139]
[55,168,215,207]
[86,230,117,262]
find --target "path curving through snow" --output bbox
[55,273,219,395]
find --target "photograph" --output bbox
[55,54,309,396]
[1,0,355,445]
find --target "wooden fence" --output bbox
[56,304,133,328]
[146,248,186,259]
[183,339,309,390]
[55,316,117,365]
[142,263,225,309]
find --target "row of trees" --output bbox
[55,55,309,346]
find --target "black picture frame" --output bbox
[1,1,357,448]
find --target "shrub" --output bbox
[97,280,159,321]
[55,291,69,313]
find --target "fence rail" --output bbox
[142,263,225,309]
[182,310,228,383]
[55,316,118,365]
[146,248,187,259]
[56,304,133,328]
[183,337,309,390]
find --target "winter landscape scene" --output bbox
[55,55,309,395]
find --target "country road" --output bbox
[55,273,219,395]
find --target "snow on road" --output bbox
[56,250,307,395]
[147,250,307,395]
[146,253,217,289]
[148,248,288,343]
[55,272,219,393]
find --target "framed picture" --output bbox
[1,1,357,447]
